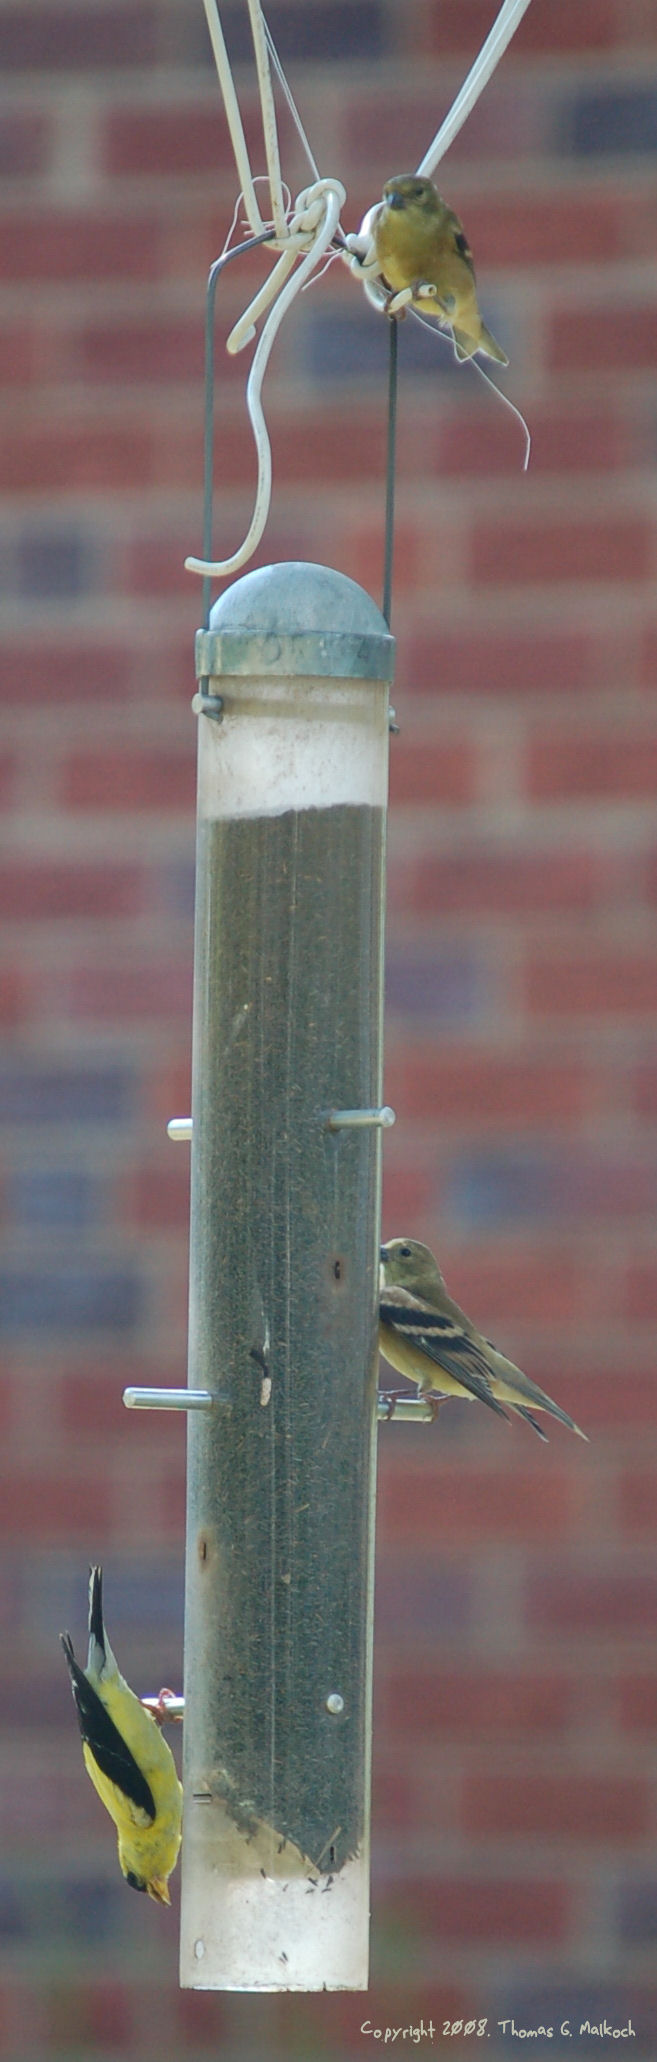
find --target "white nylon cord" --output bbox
[191,0,534,583]
[202,0,264,233]
[246,0,288,237]
[417,0,534,176]
[185,180,345,580]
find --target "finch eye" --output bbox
[399,1245,412,1259]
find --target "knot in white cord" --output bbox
[185,177,346,582]
[289,177,347,246]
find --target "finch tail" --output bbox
[60,1629,79,1684]
[513,1405,549,1441]
[452,325,477,361]
[519,1387,588,1440]
[87,1564,107,1674]
[477,320,509,366]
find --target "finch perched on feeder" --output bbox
[372,173,508,365]
[61,1566,182,1903]
[379,1238,586,1438]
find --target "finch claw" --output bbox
[382,1391,402,1420]
[152,1688,177,1726]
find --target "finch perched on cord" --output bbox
[379,1238,586,1439]
[61,1566,182,1903]
[372,173,508,364]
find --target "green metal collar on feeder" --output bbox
[195,560,395,682]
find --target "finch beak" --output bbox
[385,191,406,210]
[147,1876,171,1905]
[380,1244,389,1263]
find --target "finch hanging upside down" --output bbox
[366,172,508,365]
[379,1238,586,1439]
[61,1566,182,1903]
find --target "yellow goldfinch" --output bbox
[61,1566,182,1903]
[373,173,508,365]
[379,1238,586,1440]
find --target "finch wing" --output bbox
[511,1405,549,1441]
[61,1634,156,1821]
[451,223,476,278]
[379,1289,509,1420]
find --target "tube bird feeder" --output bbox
[178,560,394,1990]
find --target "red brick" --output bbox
[385,1667,574,1738]
[103,103,236,176]
[0,753,15,804]
[550,305,657,375]
[0,211,161,282]
[0,1764,89,1846]
[555,0,657,46]
[0,862,142,920]
[341,518,430,601]
[371,1755,415,1831]
[526,950,657,1018]
[278,1988,472,2053]
[470,514,653,588]
[78,316,204,386]
[439,405,630,480]
[65,962,192,1022]
[431,409,531,483]
[531,1571,657,1637]
[86,1984,134,2048]
[0,1375,11,1437]
[385,1047,587,1127]
[0,968,33,1028]
[619,1261,657,1320]
[0,106,51,172]
[443,1245,585,1323]
[632,1061,657,1117]
[528,730,657,799]
[46,1978,137,2051]
[0,638,135,703]
[148,1057,192,1127]
[547,1366,657,1434]
[462,1774,651,1842]
[122,527,205,598]
[379,1463,575,1543]
[59,1356,181,1437]
[640,621,657,691]
[0,416,155,492]
[411,847,614,916]
[389,738,477,806]
[381,1162,434,1223]
[618,1677,657,1730]
[272,411,388,487]
[619,1473,657,1535]
[426,0,621,53]
[464,189,642,269]
[155,1463,186,1535]
[398,1875,568,1944]
[644,847,657,906]
[174,1990,231,2047]
[120,1161,190,1231]
[0,6,157,69]
[404,622,623,698]
[0,1474,112,1538]
[62,749,195,811]
[0,324,44,385]
[346,76,543,169]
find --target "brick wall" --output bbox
[2,0,657,2055]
